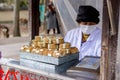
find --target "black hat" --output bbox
[76,6,100,24]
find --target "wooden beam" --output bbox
[107,0,119,79]
[106,0,116,35]
[29,0,40,40]
[100,0,119,80]
[100,0,110,80]
[116,1,120,80]
[116,17,120,80]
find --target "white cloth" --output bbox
[64,27,101,60]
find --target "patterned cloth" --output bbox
[82,33,90,43]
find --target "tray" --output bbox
[20,52,79,65]
[20,58,78,73]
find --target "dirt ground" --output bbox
[0,10,28,37]
[0,10,28,22]
[0,10,48,38]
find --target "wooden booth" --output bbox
[29,0,120,80]
[1,0,117,80]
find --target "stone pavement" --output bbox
[0,37,29,59]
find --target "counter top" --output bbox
[0,58,98,80]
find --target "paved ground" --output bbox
[0,38,29,60]
[0,10,28,22]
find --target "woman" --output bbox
[64,6,101,60]
[46,3,57,34]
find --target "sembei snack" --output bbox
[20,35,79,58]
[70,47,79,54]
[48,44,56,50]
[59,42,71,49]
[35,36,41,41]
[52,37,64,44]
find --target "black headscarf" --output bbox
[76,6,100,24]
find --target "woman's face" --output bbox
[79,22,97,34]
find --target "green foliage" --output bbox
[0,0,28,10]
[20,0,28,10]
[7,0,13,5]
[0,0,6,3]
[40,0,45,5]
[0,0,13,4]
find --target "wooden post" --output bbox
[106,0,116,35]
[100,0,119,80]
[29,0,40,40]
[116,2,120,80]
[13,0,20,37]
[100,0,110,80]
[116,18,120,80]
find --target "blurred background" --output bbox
[0,0,29,38]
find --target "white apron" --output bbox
[64,27,101,60]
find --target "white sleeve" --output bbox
[97,45,101,56]
[96,39,101,57]
[64,31,71,43]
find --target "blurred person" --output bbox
[64,5,101,60]
[46,0,60,34]
[0,24,9,38]
[45,3,57,34]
